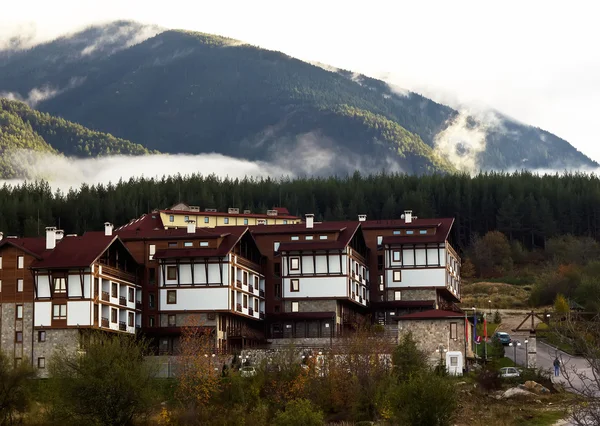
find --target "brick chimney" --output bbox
[305,214,314,229]
[46,227,57,250]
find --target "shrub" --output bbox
[476,365,502,391]
[392,332,427,381]
[272,399,324,426]
[493,310,502,324]
[391,372,457,426]
[0,352,36,425]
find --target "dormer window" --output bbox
[291,236,299,241]
[420,230,427,234]
[393,230,401,235]
[200,241,209,247]
[306,236,313,240]
[319,235,328,240]
[184,242,193,247]
[406,230,414,235]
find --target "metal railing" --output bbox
[101,291,110,302]
[119,321,126,331]
[101,317,109,328]
[119,296,127,306]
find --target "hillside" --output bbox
[0,22,596,174]
[0,99,155,178]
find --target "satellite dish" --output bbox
[401,214,405,219]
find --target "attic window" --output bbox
[393,230,401,235]
[53,278,66,293]
[184,242,193,247]
[291,236,299,241]
[169,215,174,222]
[420,230,427,234]
[306,236,313,240]
[406,230,414,235]
[200,241,209,247]
[168,242,177,248]
[319,235,328,240]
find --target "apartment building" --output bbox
[115,219,266,354]
[361,211,461,324]
[0,226,141,375]
[250,216,370,340]
[116,204,301,232]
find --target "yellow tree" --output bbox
[554,293,570,315]
[176,316,226,407]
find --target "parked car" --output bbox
[499,367,521,378]
[493,331,512,345]
[240,366,257,377]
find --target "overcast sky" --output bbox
[2,0,599,162]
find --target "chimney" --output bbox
[55,229,64,241]
[403,210,413,224]
[358,214,367,222]
[104,222,113,236]
[186,220,196,234]
[305,214,314,229]
[46,227,57,250]
[0,232,3,241]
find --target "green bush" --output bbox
[272,399,324,426]
[391,372,457,426]
[0,352,36,425]
[476,365,502,391]
[392,332,427,381]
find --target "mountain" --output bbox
[0,98,155,178]
[0,21,596,175]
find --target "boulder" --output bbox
[521,380,551,394]
[502,387,536,399]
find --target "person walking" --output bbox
[553,356,561,377]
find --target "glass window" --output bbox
[149,294,155,308]
[243,294,248,308]
[377,236,383,245]
[291,279,300,292]
[111,282,118,297]
[224,218,230,224]
[319,235,327,240]
[184,242,193,247]
[394,291,402,301]
[167,266,177,280]
[17,279,23,292]
[306,236,313,240]
[283,220,288,224]
[128,288,134,302]
[420,230,428,234]
[168,242,177,247]
[167,290,177,304]
[149,244,156,260]
[168,314,176,326]
[393,230,401,235]
[38,357,46,368]
[393,251,401,262]
[406,230,414,235]
[204,217,209,223]
[38,331,46,342]
[128,312,134,327]
[149,316,155,327]
[169,215,174,222]
[290,258,300,270]
[0,256,2,269]
[200,241,209,247]
[244,218,249,225]
[53,304,67,319]
[393,270,402,282]
[274,242,280,252]
[184,216,189,222]
[291,302,299,312]
[291,236,299,241]
[111,308,117,323]
[15,332,23,343]
[450,322,458,339]
[16,305,23,319]
[53,277,66,293]
[17,256,24,269]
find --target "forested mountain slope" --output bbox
[0,22,595,174]
[0,99,155,178]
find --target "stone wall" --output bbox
[33,329,79,378]
[0,303,34,364]
[387,288,437,302]
[397,318,473,367]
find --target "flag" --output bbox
[483,313,488,342]
[473,311,477,343]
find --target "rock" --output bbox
[455,381,467,386]
[502,387,536,399]
[523,380,551,394]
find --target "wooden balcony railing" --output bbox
[119,296,127,306]
[100,264,137,283]
[235,280,242,289]
[235,256,260,271]
[101,291,109,302]
[101,317,109,328]
[119,321,126,331]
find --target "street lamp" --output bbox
[488,300,492,315]
[524,339,529,368]
[508,341,521,366]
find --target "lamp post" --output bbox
[508,341,521,366]
[488,300,492,315]
[524,339,529,368]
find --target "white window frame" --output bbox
[393,270,401,282]
[149,245,156,260]
[290,258,300,270]
[17,279,23,292]
[291,301,299,312]
[394,290,402,301]
[16,304,23,319]
[392,250,401,262]
[53,304,67,320]
[17,256,24,269]
[53,277,66,293]
[291,279,300,292]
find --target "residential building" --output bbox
[250,216,370,341]
[0,226,141,375]
[361,211,461,325]
[115,219,266,354]
[116,204,301,232]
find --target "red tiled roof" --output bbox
[153,227,248,259]
[116,225,243,241]
[250,221,355,235]
[115,213,165,232]
[397,309,465,320]
[275,222,360,252]
[378,218,454,244]
[30,232,129,269]
[362,218,454,230]
[0,237,47,258]
[272,207,291,215]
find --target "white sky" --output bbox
[2,0,600,161]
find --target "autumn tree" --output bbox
[471,231,513,277]
[554,294,570,315]
[176,316,227,408]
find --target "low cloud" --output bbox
[0,150,293,192]
[0,76,86,107]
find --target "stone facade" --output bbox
[0,303,34,364]
[397,318,474,368]
[387,288,437,302]
[32,329,80,378]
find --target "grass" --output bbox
[461,281,532,309]
[536,323,580,356]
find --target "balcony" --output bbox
[236,280,242,289]
[249,307,254,316]
[249,284,254,293]
[235,256,260,272]
[101,317,109,328]
[259,312,265,319]
[136,301,142,310]
[99,264,136,284]
[119,296,127,306]
[119,321,126,331]
[101,291,109,302]
[259,289,265,298]
[236,303,242,312]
